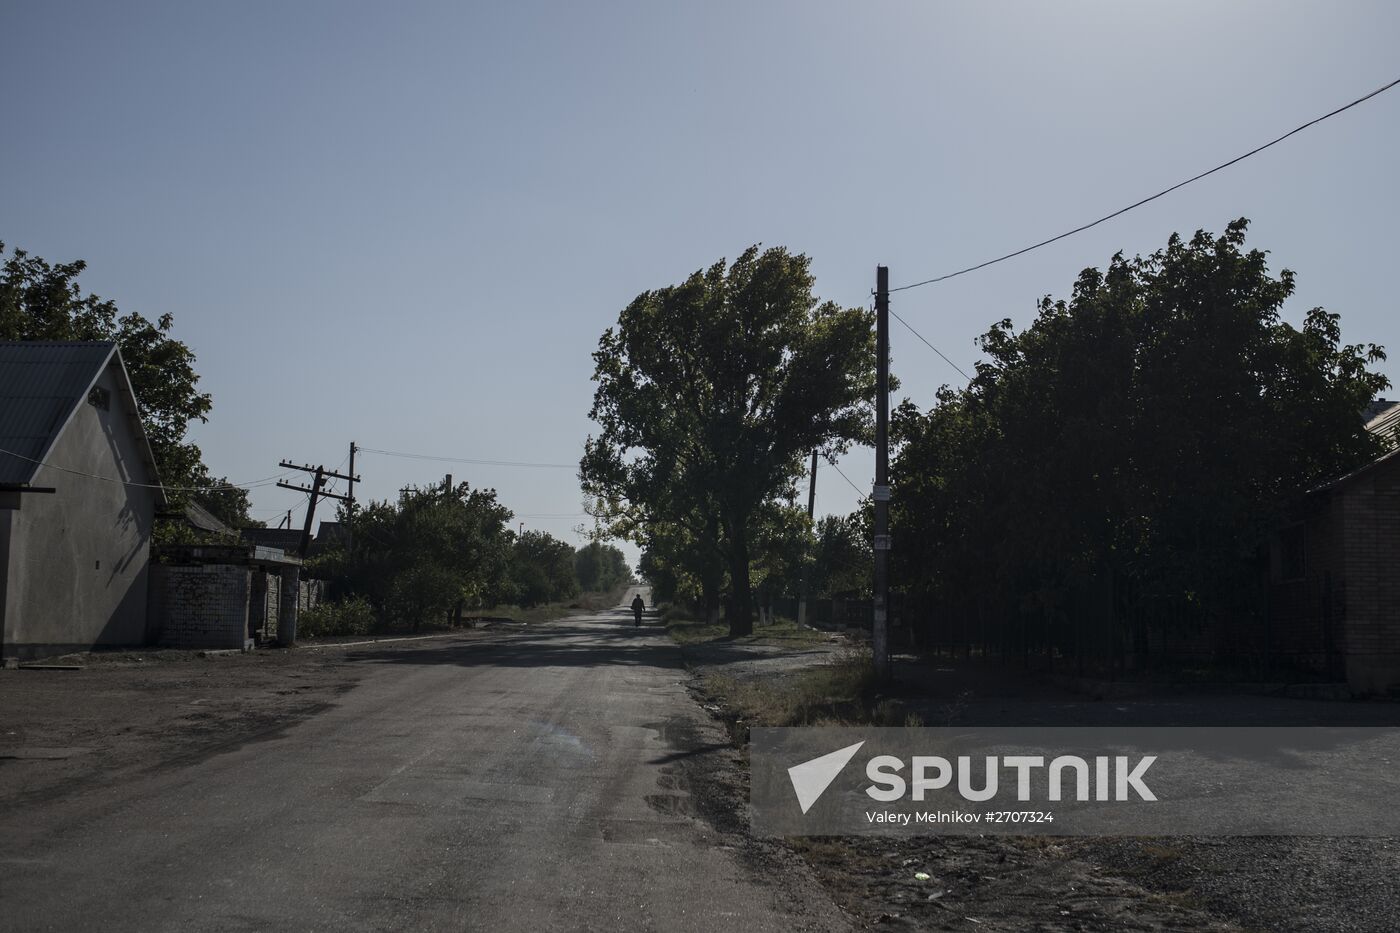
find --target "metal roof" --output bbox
[0,342,118,485]
[1366,400,1400,442]
[182,501,236,536]
[241,528,306,551]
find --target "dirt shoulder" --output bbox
[670,629,1400,932]
[0,625,507,809]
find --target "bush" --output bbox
[298,596,376,638]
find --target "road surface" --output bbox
[1,588,847,931]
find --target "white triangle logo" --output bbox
[787,741,866,814]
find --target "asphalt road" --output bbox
[1,587,848,932]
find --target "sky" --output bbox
[3,1,1397,568]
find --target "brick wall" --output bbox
[246,571,281,644]
[150,565,252,650]
[299,578,324,612]
[1341,455,1400,693]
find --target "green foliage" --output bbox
[573,541,631,593]
[151,519,243,552]
[510,530,579,608]
[315,484,595,624]
[811,512,872,598]
[298,596,376,638]
[327,482,515,629]
[891,220,1390,659]
[582,246,877,635]
[0,243,252,525]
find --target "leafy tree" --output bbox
[582,246,877,635]
[323,481,515,629]
[892,220,1390,665]
[0,243,252,525]
[574,541,632,593]
[510,530,579,607]
[811,512,873,598]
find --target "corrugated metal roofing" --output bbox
[1366,400,1400,442]
[0,341,117,484]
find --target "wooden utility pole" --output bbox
[347,442,357,510]
[346,441,357,548]
[798,450,818,627]
[873,265,892,682]
[277,459,359,557]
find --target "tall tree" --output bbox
[574,541,632,593]
[510,530,580,607]
[582,246,876,635]
[892,219,1391,662]
[0,243,251,525]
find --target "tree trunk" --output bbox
[703,512,723,626]
[725,511,753,638]
[703,575,722,626]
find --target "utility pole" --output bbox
[873,265,892,682]
[277,459,360,557]
[299,467,326,558]
[798,449,818,627]
[344,439,355,549]
[347,442,357,511]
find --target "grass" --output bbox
[664,608,829,649]
[460,586,630,625]
[698,651,922,729]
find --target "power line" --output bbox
[890,75,1400,294]
[826,457,866,497]
[358,446,577,469]
[889,308,973,382]
[0,445,297,492]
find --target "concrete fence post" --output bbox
[277,566,300,646]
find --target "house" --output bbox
[0,342,165,662]
[1267,400,1400,694]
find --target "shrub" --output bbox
[299,596,376,638]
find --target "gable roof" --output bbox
[0,341,165,503]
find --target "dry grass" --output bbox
[698,650,922,729]
[665,612,828,649]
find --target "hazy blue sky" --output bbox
[3,1,1397,564]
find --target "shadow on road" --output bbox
[341,613,683,671]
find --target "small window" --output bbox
[88,386,110,411]
[1273,524,1306,583]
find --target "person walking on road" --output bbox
[631,593,645,627]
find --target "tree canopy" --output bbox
[891,219,1390,664]
[574,542,632,594]
[0,243,252,526]
[581,246,877,634]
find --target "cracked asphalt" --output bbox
[0,588,848,932]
